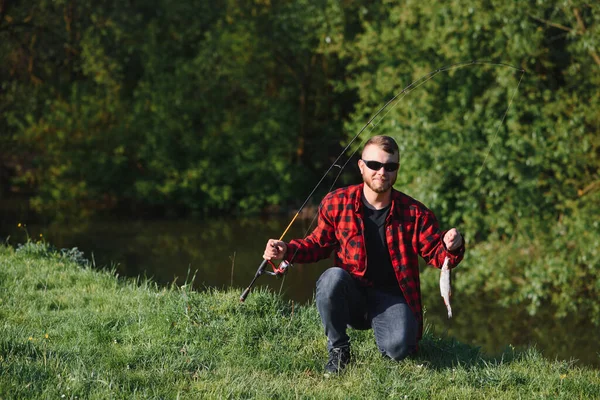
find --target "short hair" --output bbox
[362,135,399,156]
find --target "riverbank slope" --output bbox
[1,243,598,399]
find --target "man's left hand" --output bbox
[444,228,463,251]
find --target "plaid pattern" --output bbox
[285,183,465,341]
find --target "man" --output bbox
[263,135,464,375]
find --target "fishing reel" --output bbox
[240,259,292,302]
[266,260,292,277]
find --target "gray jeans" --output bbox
[315,267,417,361]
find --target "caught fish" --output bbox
[439,256,453,319]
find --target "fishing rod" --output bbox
[240,60,525,302]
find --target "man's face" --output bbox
[358,144,399,194]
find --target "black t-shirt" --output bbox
[361,194,403,295]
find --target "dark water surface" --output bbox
[2,216,598,368]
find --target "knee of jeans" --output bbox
[381,339,412,362]
[316,268,349,299]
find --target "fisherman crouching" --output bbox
[263,135,465,375]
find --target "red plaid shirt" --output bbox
[285,183,465,341]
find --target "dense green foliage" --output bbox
[1,243,599,398]
[418,199,600,326]
[1,0,354,215]
[2,1,596,221]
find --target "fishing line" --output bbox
[241,60,526,302]
[278,61,523,242]
[292,61,525,259]
[288,61,463,243]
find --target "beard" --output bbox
[364,174,395,193]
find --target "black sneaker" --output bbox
[324,347,351,376]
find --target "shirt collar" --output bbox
[354,183,399,215]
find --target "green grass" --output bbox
[1,243,599,399]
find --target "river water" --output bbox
[2,215,598,368]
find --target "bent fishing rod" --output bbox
[240,60,525,302]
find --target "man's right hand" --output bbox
[263,239,287,261]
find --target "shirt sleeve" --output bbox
[284,200,339,264]
[417,209,465,269]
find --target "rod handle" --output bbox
[239,287,251,302]
[239,259,269,302]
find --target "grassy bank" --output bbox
[1,243,599,399]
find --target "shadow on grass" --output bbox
[415,328,519,371]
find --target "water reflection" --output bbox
[2,216,598,368]
[3,216,331,302]
[421,269,599,368]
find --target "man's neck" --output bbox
[362,186,392,210]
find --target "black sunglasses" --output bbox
[361,159,399,172]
